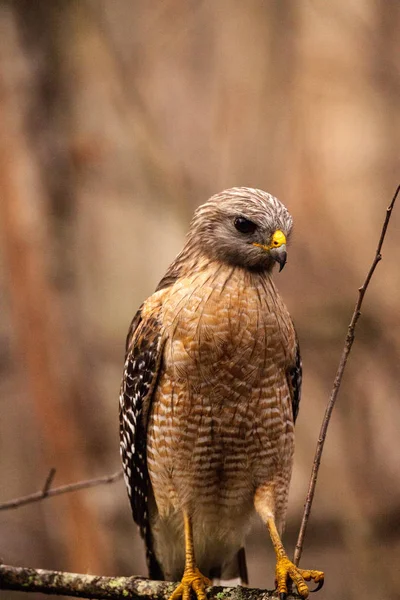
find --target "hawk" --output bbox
[119,187,324,599]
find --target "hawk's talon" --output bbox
[275,556,324,599]
[310,579,324,593]
[168,567,211,600]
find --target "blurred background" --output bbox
[0,1,399,599]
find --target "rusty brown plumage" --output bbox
[119,187,323,598]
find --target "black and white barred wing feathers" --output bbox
[286,332,302,424]
[119,305,164,563]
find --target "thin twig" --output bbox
[0,564,281,600]
[0,470,123,511]
[42,468,57,496]
[293,184,400,566]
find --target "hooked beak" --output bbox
[253,229,288,272]
[270,244,287,271]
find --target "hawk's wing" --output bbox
[287,334,302,423]
[119,304,165,579]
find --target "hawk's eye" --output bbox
[234,217,257,234]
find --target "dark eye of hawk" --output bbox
[234,217,257,234]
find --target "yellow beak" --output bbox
[253,230,287,271]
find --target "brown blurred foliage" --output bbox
[0,2,399,600]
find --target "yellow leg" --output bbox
[267,517,324,599]
[169,512,211,600]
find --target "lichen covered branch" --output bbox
[0,564,282,600]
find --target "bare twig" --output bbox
[293,184,400,566]
[0,470,123,511]
[0,564,281,600]
[42,468,57,496]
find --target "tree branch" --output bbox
[0,564,282,600]
[0,470,123,511]
[293,184,400,566]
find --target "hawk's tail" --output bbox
[146,533,165,581]
[211,547,249,586]
[237,547,249,585]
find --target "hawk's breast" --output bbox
[147,263,296,516]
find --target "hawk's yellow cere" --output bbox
[253,229,287,251]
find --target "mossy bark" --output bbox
[0,564,300,599]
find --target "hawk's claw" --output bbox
[275,556,324,598]
[310,579,324,593]
[168,567,211,600]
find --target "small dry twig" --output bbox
[42,468,57,496]
[293,184,400,566]
[0,470,123,511]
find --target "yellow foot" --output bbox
[169,567,211,600]
[275,556,324,599]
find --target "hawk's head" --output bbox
[187,187,293,272]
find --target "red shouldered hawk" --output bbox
[119,188,324,599]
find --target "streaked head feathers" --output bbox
[185,187,293,271]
